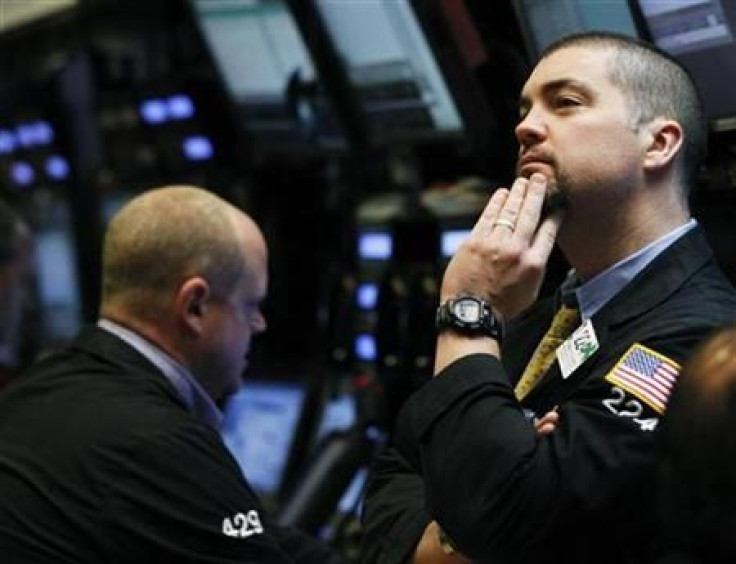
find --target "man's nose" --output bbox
[515,107,548,148]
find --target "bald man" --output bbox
[0,186,344,564]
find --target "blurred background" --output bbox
[1,0,736,559]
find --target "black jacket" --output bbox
[362,226,736,564]
[0,327,344,564]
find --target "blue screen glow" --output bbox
[355,333,376,361]
[45,155,70,181]
[182,135,214,161]
[315,393,357,441]
[11,161,35,186]
[140,99,168,125]
[167,94,196,120]
[358,232,392,260]
[0,130,16,154]
[221,381,305,496]
[16,124,36,148]
[17,121,54,147]
[33,121,54,145]
[356,282,379,310]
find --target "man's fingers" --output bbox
[492,177,529,240]
[534,409,560,436]
[529,210,565,265]
[514,173,547,240]
[472,188,509,239]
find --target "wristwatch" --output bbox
[436,295,503,342]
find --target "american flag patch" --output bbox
[604,344,680,414]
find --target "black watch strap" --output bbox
[436,296,503,342]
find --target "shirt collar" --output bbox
[561,219,697,319]
[97,318,222,429]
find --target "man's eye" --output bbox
[556,96,581,108]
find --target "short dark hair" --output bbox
[541,31,707,197]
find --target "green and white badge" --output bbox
[557,319,599,379]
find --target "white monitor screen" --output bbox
[222,380,305,496]
[636,0,736,125]
[315,0,463,139]
[514,0,638,58]
[193,0,315,105]
[639,0,732,55]
[0,0,76,33]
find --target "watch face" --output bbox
[452,298,482,323]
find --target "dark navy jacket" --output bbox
[0,327,343,564]
[362,226,736,564]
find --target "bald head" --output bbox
[101,185,263,320]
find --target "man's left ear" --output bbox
[177,277,211,336]
[643,118,683,173]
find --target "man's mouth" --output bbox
[517,153,553,178]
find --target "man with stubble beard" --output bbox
[361,32,736,564]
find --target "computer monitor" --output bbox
[221,379,305,498]
[0,0,77,34]
[190,0,342,152]
[513,0,736,129]
[314,392,358,444]
[637,0,732,55]
[312,0,467,144]
[634,0,736,128]
[512,0,640,59]
[34,227,82,343]
[440,228,472,259]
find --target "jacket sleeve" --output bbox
[271,524,348,564]
[96,420,343,564]
[393,325,709,562]
[361,445,430,564]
